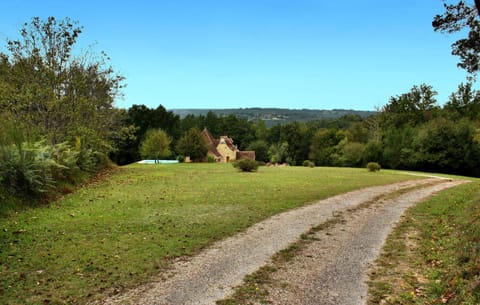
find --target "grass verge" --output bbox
[0,163,416,304]
[368,179,480,305]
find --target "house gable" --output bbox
[201,128,256,163]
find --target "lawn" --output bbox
[0,163,416,304]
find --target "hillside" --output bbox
[171,108,377,126]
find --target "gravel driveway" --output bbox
[100,177,465,305]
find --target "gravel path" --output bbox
[101,178,465,305]
[259,179,466,305]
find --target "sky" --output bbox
[0,0,475,111]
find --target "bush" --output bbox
[233,159,259,172]
[303,160,315,168]
[0,141,57,197]
[207,155,215,163]
[367,162,381,172]
[0,138,110,199]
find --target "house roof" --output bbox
[219,136,237,152]
[201,128,221,157]
[237,151,256,160]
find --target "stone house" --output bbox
[201,128,256,163]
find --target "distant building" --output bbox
[201,128,256,163]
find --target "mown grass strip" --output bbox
[0,163,416,304]
[368,179,480,305]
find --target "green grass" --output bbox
[368,179,480,305]
[0,163,416,304]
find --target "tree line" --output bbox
[108,82,480,177]
[1,1,480,199]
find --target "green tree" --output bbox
[380,84,438,128]
[362,140,383,164]
[253,119,269,141]
[268,142,289,164]
[0,17,123,150]
[382,126,416,169]
[444,82,480,120]
[412,118,480,176]
[338,142,366,167]
[433,1,480,74]
[246,140,269,163]
[309,129,346,166]
[139,129,171,162]
[122,104,180,162]
[279,122,308,165]
[219,114,255,150]
[176,128,208,162]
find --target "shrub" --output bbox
[207,155,215,163]
[0,138,110,199]
[303,160,315,168]
[0,141,57,197]
[367,162,381,172]
[233,159,259,172]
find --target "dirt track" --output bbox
[100,177,466,305]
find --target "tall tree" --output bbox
[279,122,308,165]
[176,128,208,162]
[139,129,171,162]
[380,84,438,128]
[433,1,480,74]
[444,82,480,119]
[0,17,123,150]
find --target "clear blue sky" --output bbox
[0,0,474,110]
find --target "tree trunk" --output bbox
[476,0,480,16]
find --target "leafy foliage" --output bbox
[139,129,171,161]
[247,140,269,163]
[0,17,121,201]
[303,160,315,167]
[268,142,289,164]
[433,1,480,74]
[0,141,57,197]
[444,82,480,120]
[366,162,381,172]
[380,84,438,128]
[412,118,480,176]
[233,159,259,172]
[176,128,208,162]
[0,17,123,151]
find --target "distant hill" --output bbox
[171,108,377,126]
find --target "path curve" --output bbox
[100,178,465,305]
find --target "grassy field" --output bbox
[368,178,480,304]
[0,163,416,304]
